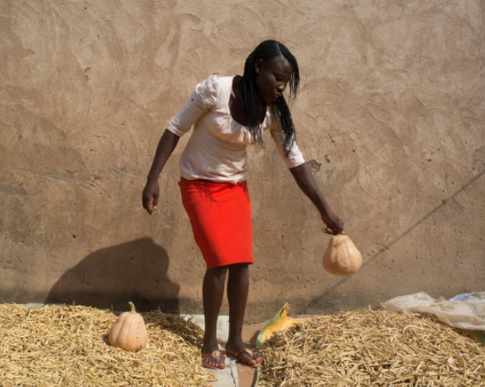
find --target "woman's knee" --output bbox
[206,266,228,280]
[228,263,249,274]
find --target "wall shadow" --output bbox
[46,237,180,313]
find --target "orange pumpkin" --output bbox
[108,302,148,352]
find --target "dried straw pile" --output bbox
[258,309,484,386]
[0,304,216,386]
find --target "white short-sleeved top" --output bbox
[166,75,305,184]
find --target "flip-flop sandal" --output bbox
[227,348,263,368]
[202,350,226,370]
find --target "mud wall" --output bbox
[1,0,484,321]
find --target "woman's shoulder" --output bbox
[200,74,235,85]
[196,74,234,98]
[207,74,237,92]
[201,75,239,109]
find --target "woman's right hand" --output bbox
[142,178,159,215]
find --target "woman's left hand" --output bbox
[321,210,344,235]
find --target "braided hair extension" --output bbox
[240,40,300,157]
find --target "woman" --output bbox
[142,40,344,370]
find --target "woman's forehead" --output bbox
[265,56,292,75]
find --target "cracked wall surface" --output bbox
[1,0,484,321]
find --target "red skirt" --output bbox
[178,177,254,269]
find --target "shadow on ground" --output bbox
[46,237,180,313]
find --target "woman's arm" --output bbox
[289,162,344,234]
[142,129,180,214]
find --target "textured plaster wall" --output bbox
[1,0,484,322]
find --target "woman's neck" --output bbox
[233,75,266,108]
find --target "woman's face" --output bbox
[255,56,293,104]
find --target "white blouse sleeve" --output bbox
[166,75,219,137]
[269,118,306,169]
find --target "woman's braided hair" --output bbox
[240,40,300,157]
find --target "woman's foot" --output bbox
[201,266,228,370]
[202,343,226,369]
[225,343,263,367]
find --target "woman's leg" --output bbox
[225,263,261,365]
[202,266,227,368]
